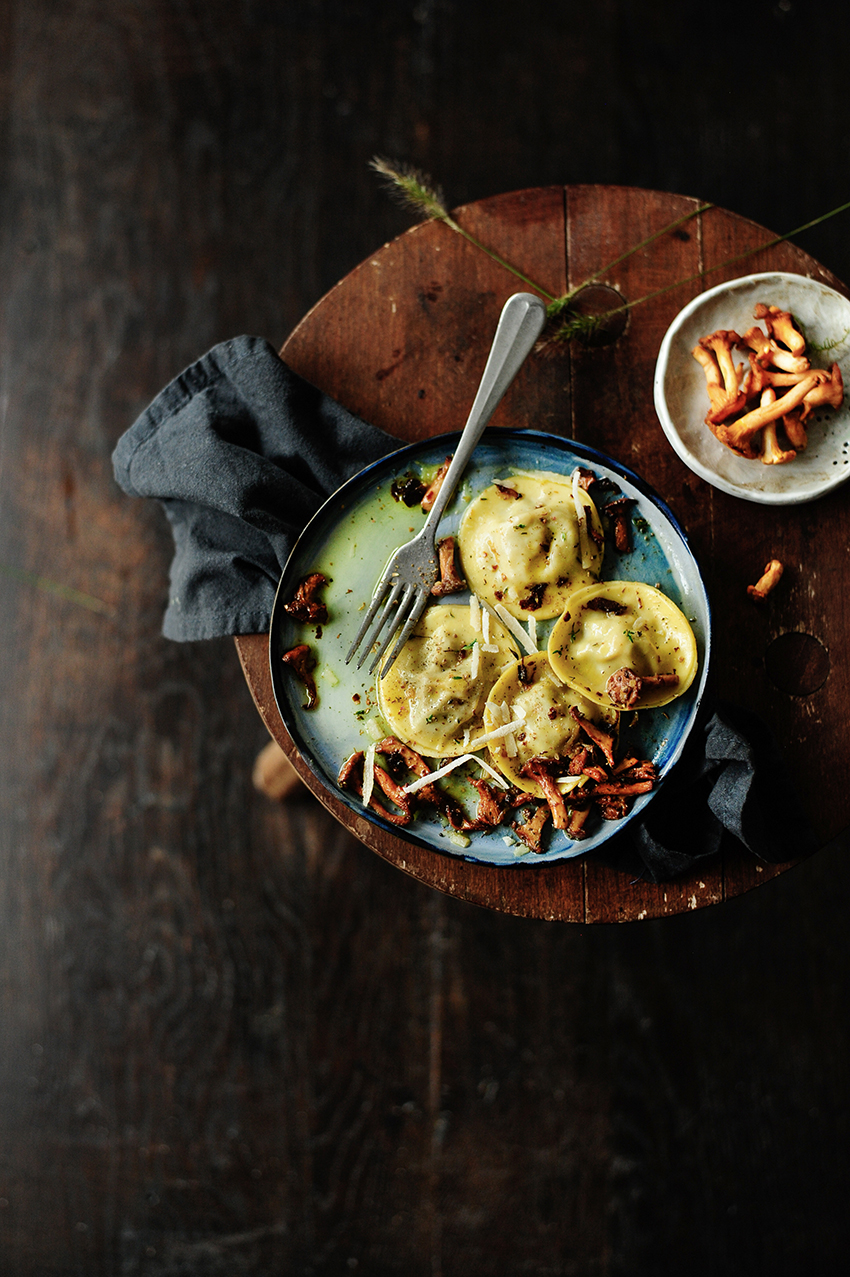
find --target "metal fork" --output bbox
[345,291,547,678]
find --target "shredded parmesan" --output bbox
[481,602,491,644]
[474,757,510,789]
[467,717,525,750]
[572,468,593,570]
[403,754,472,793]
[499,700,518,757]
[470,640,480,680]
[362,743,377,808]
[401,750,511,795]
[364,718,385,741]
[469,594,481,632]
[557,774,588,794]
[492,602,536,654]
[527,614,537,650]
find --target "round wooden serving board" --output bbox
[237,185,850,922]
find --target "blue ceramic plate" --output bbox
[269,430,711,866]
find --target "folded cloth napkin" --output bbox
[113,335,398,640]
[113,336,811,879]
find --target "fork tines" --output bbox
[372,584,430,676]
[346,580,429,677]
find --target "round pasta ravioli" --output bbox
[482,652,618,797]
[376,603,517,758]
[548,581,698,710]
[457,472,604,619]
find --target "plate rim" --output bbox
[653,270,850,506]
[269,427,713,866]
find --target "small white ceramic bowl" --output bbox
[654,271,850,504]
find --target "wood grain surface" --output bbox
[3,2,850,1275]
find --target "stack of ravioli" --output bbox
[377,470,698,799]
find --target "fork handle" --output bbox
[421,291,547,534]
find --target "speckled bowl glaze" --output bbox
[269,430,711,866]
[654,272,850,504]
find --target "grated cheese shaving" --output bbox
[474,757,510,789]
[469,594,481,633]
[364,718,385,741]
[557,774,588,794]
[467,717,525,750]
[470,640,480,680]
[362,743,377,808]
[403,754,471,793]
[571,468,593,570]
[498,702,516,756]
[401,750,511,795]
[492,602,536,654]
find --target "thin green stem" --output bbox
[1,562,114,615]
[442,215,558,301]
[370,156,560,301]
[578,202,714,288]
[371,160,850,347]
[443,204,712,309]
[583,197,850,325]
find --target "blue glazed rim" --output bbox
[269,428,712,866]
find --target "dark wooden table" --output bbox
[237,184,850,923]
[7,5,850,1274]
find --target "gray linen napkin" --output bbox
[113,335,397,640]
